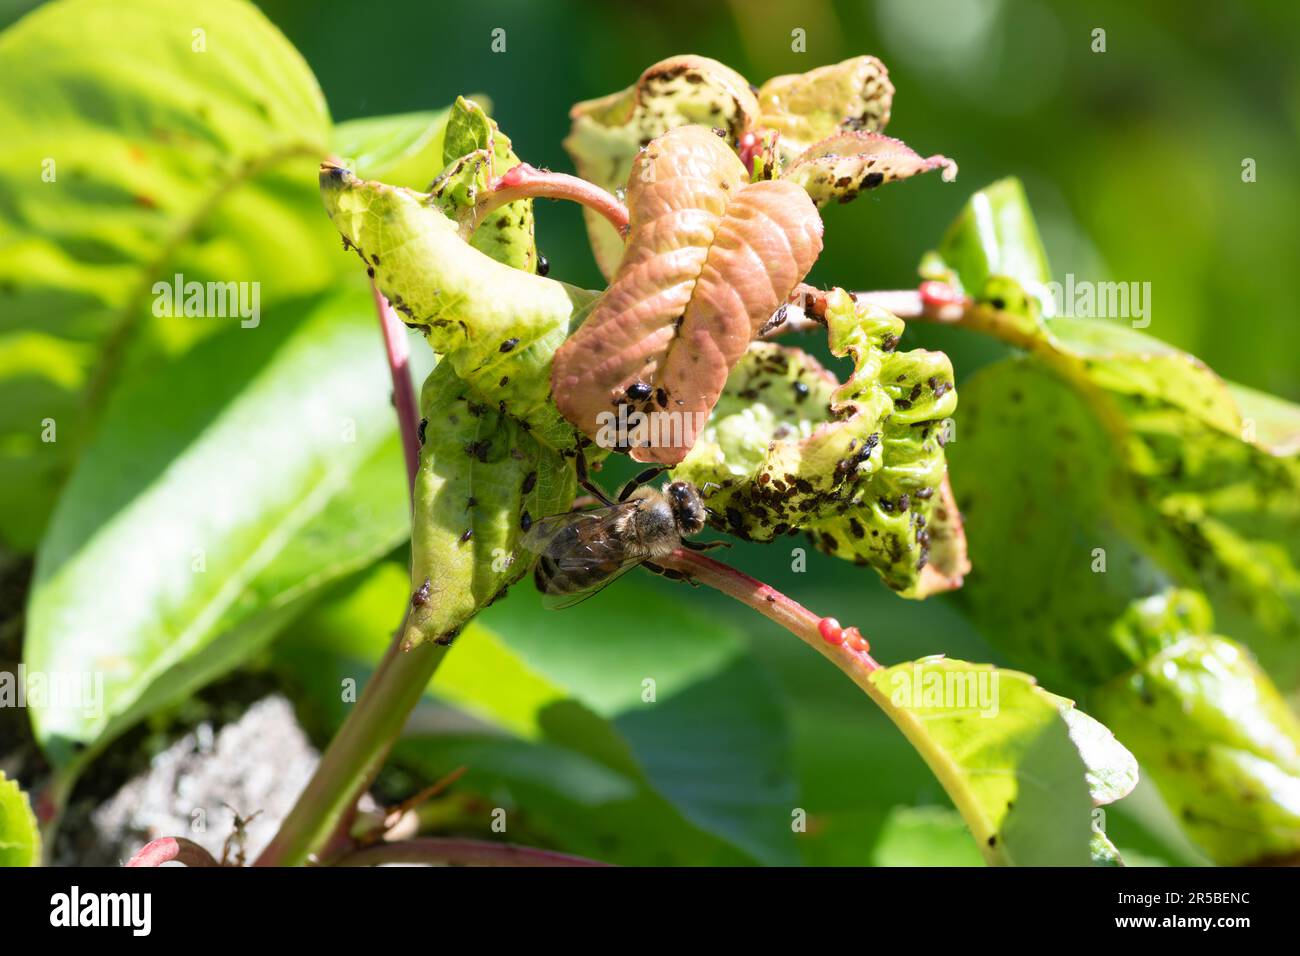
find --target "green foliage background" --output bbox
[2,0,1297,867]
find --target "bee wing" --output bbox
[540,557,645,610]
[521,505,651,610]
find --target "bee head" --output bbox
[665,481,706,536]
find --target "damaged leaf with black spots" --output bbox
[672,288,966,598]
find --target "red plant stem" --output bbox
[126,837,220,868]
[763,286,967,338]
[371,279,421,492]
[658,549,880,675]
[333,837,611,868]
[858,289,928,320]
[466,163,629,238]
[254,277,445,867]
[254,624,447,866]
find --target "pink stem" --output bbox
[764,284,969,338]
[333,837,611,868]
[255,279,437,868]
[659,549,880,673]
[371,280,421,491]
[467,163,629,237]
[125,837,220,868]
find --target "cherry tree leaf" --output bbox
[402,361,575,648]
[0,0,338,550]
[673,288,964,597]
[919,176,1052,306]
[331,106,456,189]
[956,357,1300,863]
[552,125,823,466]
[783,131,957,208]
[429,96,538,273]
[1091,595,1300,866]
[320,164,597,450]
[1231,382,1300,456]
[564,54,948,269]
[1052,697,1140,806]
[863,657,1117,866]
[1091,831,1124,866]
[935,178,1300,688]
[756,55,895,163]
[564,55,759,278]
[937,179,1300,861]
[319,137,598,648]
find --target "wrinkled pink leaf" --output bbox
[783,130,957,207]
[552,125,823,464]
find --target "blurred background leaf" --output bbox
[0,0,343,550]
[932,177,1300,862]
[331,107,458,189]
[25,290,426,774]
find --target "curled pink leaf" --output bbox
[552,125,824,464]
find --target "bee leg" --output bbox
[643,561,698,586]
[681,539,731,552]
[574,445,614,505]
[617,466,667,501]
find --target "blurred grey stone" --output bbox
[85,695,319,866]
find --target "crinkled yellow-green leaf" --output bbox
[319,145,601,648]
[672,288,959,597]
[430,97,537,272]
[403,361,575,647]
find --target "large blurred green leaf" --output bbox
[275,562,799,865]
[0,771,41,866]
[468,584,799,865]
[952,359,1165,690]
[1094,628,1300,866]
[934,179,1300,689]
[935,180,1300,862]
[952,360,1300,862]
[0,0,339,549]
[25,289,414,773]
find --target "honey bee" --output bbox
[522,453,725,608]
